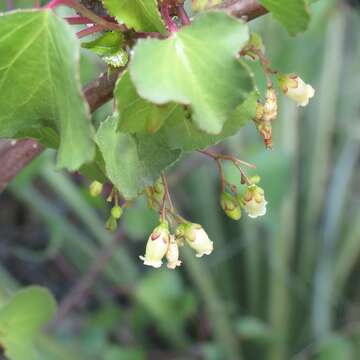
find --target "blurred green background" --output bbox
[1,0,360,359]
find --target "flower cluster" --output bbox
[139,221,213,269]
[220,183,268,220]
[242,32,315,148]
[88,30,314,271]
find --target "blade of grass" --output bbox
[299,8,346,284]
[182,247,243,360]
[267,100,299,360]
[313,139,360,338]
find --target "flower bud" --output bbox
[111,205,123,220]
[139,222,170,268]
[220,192,241,220]
[278,73,315,107]
[177,223,213,258]
[89,181,103,197]
[166,235,182,269]
[240,185,268,219]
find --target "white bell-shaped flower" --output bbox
[139,222,170,268]
[279,74,315,107]
[178,223,213,258]
[166,235,182,269]
[241,185,268,219]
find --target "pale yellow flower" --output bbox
[241,185,268,219]
[279,74,315,107]
[140,222,170,268]
[166,235,182,269]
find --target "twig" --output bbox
[0,140,44,193]
[161,0,178,33]
[76,24,105,38]
[64,15,116,25]
[45,0,122,31]
[177,4,191,26]
[49,230,125,326]
[199,149,255,186]
[251,48,276,87]
[161,173,175,212]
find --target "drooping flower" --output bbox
[241,185,268,219]
[177,223,213,258]
[166,235,182,269]
[140,222,170,268]
[278,73,315,107]
[220,192,241,220]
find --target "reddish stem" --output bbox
[160,1,178,33]
[45,0,121,31]
[65,15,115,25]
[76,25,104,38]
[177,4,190,26]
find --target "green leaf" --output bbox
[0,286,57,360]
[258,0,311,35]
[130,12,252,134]
[82,31,128,68]
[159,91,257,151]
[115,70,176,134]
[116,69,256,151]
[95,116,181,199]
[78,148,108,183]
[0,10,95,171]
[102,0,166,33]
[81,31,124,56]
